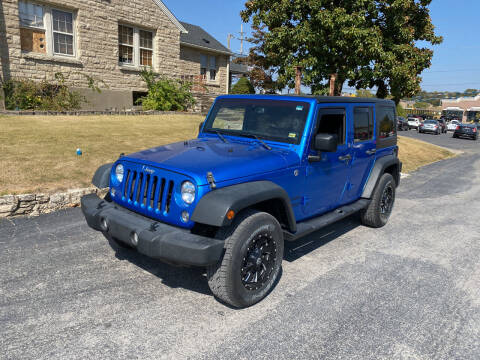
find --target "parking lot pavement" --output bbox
[399,128,479,152]
[1,152,480,359]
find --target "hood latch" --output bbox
[206,171,217,190]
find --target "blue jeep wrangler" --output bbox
[81,95,401,308]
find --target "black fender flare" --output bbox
[191,181,297,232]
[361,155,401,199]
[92,163,113,188]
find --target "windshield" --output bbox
[203,99,311,145]
[424,120,436,124]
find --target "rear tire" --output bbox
[207,210,284,308]
[360,173,396,228]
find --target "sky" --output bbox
[163,0,480,93]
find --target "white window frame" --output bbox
[18,1,77,58]
[50,8,76,57]
[200,54,218,83]
[118,24,154,68]
[209,56,217,82]
[118,24,135,65]
[139,29,154,67]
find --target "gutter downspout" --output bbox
[226,58,230,94]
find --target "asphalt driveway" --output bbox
[399,127,479,152]
[1,143,479,359]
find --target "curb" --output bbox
[0,187,107,218]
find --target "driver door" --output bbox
[303,107,352,217]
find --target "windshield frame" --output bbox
[202,98,312,145]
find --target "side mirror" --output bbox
[198,121,204,134]
[314,133,338,152]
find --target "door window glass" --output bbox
[354,107,374,142]
[316,109,345,145]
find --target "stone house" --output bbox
[0,0,233,111]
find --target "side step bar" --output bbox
[283,199,370,242]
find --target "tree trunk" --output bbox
[376,82,388,99]
[329,73,336,96]
[334,75,344,96]
[295,66,303,95]
[329,73,344,96]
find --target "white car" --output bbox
[447,120,461,131]
[407,117,421,129]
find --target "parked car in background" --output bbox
[397,117,409,131]
[453,123,478,140]
[437,119,447,133]
[447,120,461,132]
[419,120,441,135]
[408,117,421,130]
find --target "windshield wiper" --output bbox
[252,135,271,150]
[214,130,228,143]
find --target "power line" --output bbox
[425,68,480,73]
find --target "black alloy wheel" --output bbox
[241,233,277,291]
[379,183,394,219]
[207,210,284,308]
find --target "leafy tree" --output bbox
[241,0,442,102]
[396,103,407,117]
[356,89,375,98]
[231,77,256,94]
[233,56,279,94]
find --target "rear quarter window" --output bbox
[377,106,396,139]
[375,105,397,149]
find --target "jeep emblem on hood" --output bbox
[142,166,155,174]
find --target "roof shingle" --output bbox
[180,22,232,55]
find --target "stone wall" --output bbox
[0,187,107,218]
[0,0,228,110]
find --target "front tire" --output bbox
[207,210,284,308]
[360,173,396,228]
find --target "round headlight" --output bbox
[181,181,196,204]
[115,164,124,183]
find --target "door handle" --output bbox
[338,154,352,162]
[366,149,376,155]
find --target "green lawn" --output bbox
[0,114,204,195]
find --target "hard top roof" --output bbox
[220,94,395,105]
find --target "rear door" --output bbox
[343,106,376,203]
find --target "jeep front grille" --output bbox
[122,168,175,213]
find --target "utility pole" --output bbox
[227,34,234,51]
[239,24,245,55]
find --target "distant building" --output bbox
[442,94,480,122]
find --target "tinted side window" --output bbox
[316,108,345,145]
[377,106,396,139]
[354,107,374,142]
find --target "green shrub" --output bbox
[2,73,87,111]
[138,69,195,111]
[231,77,255,94]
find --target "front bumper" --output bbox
[81,194,224,266]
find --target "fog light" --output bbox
[100,217,108,231]
[181,211,190,223]
[130,231,139,246]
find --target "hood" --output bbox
[124,138,300,185]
